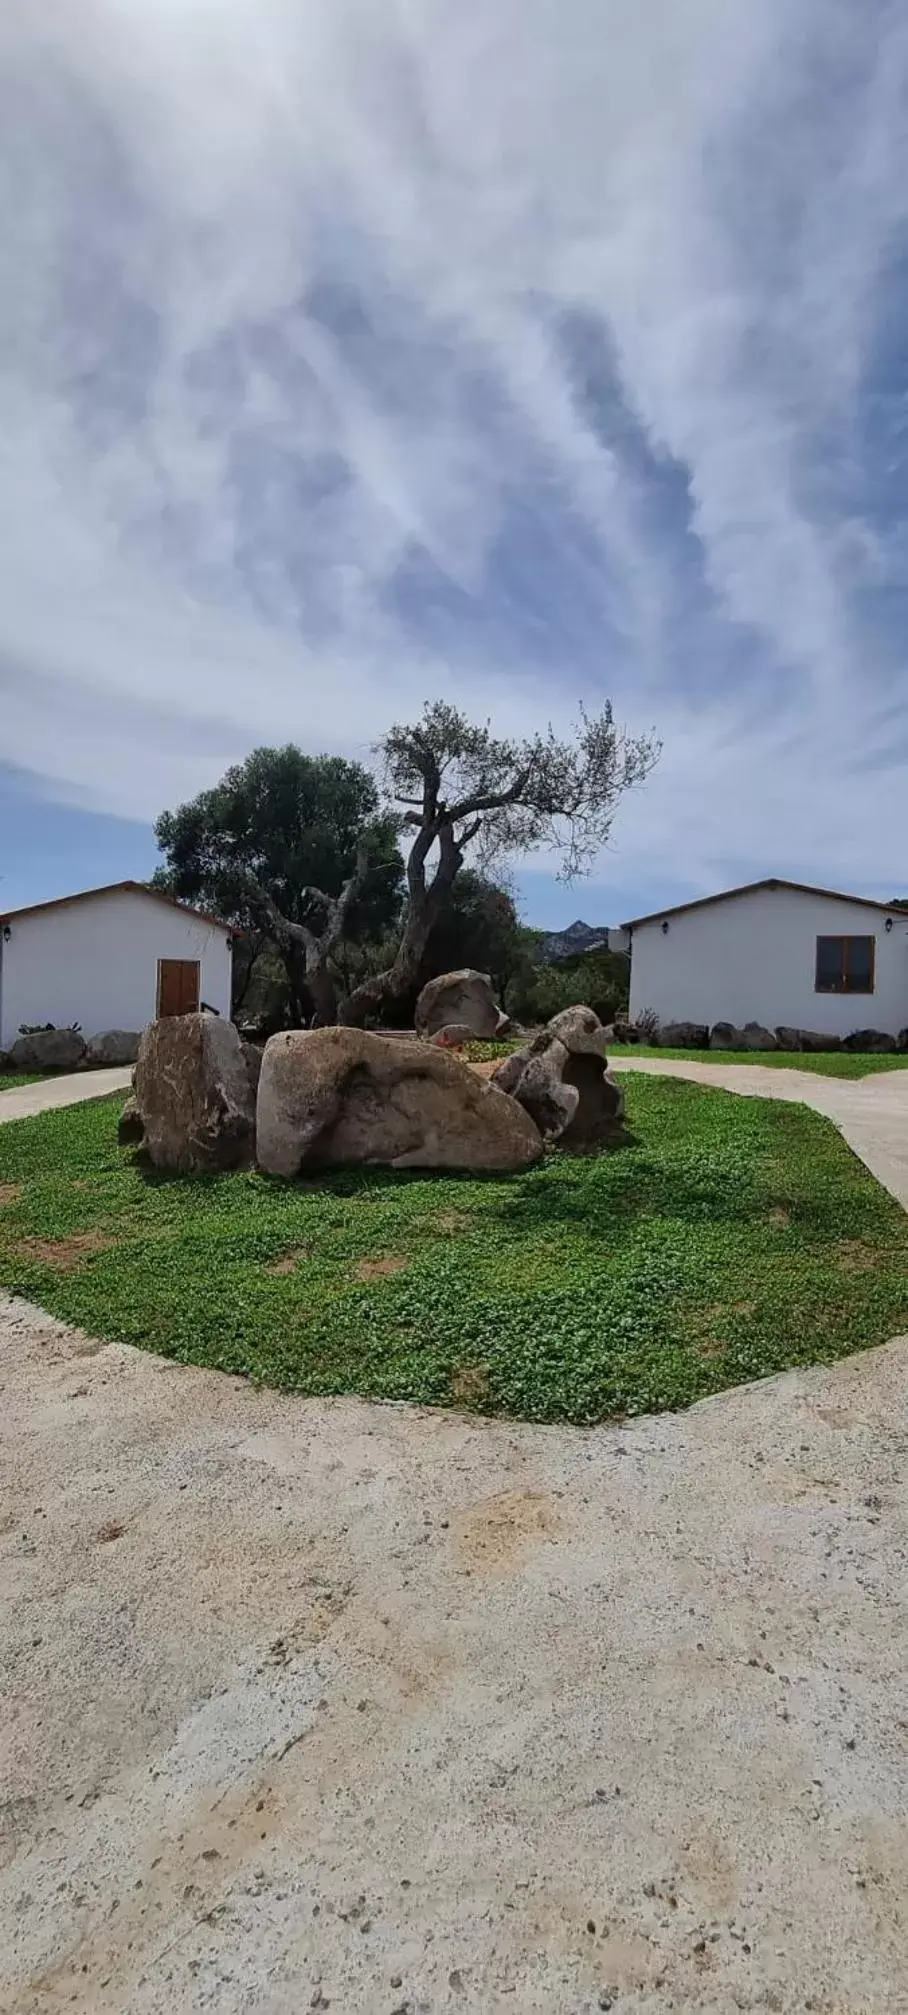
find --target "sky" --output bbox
[1,0,907,926]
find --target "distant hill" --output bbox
[534,920,626,965]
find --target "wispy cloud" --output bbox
[1,0,906,900]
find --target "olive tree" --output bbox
[154,746,403,1026]
[339,700,659,1024]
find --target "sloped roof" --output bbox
[0,880,234,934]
[623,877,899,929]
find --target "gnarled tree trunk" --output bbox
[339,820,465,1026]
[244,850,369,1028]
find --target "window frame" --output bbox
[814,934,875,995]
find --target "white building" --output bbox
[0,882,234,1051]
[625,878,908,1041]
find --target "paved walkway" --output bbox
[0,1066,133,1123]
[612,1057,908,1210]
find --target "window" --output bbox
[815,935,875,994]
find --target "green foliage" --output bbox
[1,1081,905,1425]
[232,939,292,1031]
[461,1040,521,1063]
[460,1042,908,1076]
[317,873,527,1027]
[17,1021,81,1035]
[154,745,404,940]
[505,946,630,1025]
[381,698,660,880]
[613,1046,908,1077]
[418,872,523,992]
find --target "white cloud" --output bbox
[1,0,906,897]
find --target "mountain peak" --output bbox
[534,919,623,964]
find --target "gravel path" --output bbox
[3,1290,908,2013]
[3,1051,908,2009]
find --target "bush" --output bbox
[505,949,629,1027]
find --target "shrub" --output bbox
[505,949,629,1027]
[18,1021,81,1036]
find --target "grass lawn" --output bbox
[0,1082,905,1425]
[619,1046,908,1077]
[465,1041,908,1078]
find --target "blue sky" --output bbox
[1,0,906,926]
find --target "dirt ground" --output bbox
[2,1291,908,2014]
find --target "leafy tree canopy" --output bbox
[418,871,522,991]
[153,745,402,941]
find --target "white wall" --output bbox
[0,890,233,1048]
[628,886,908,1038]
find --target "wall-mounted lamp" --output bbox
[885,917,894,933]
[1,925,10,944]
[661,919,670,935]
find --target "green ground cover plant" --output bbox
[0,1079,905,1424]
[464,1040,908,1078]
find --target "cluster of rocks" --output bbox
[492,1007,626,1150]
[704,1021,908,1054]
[120,988,625,1177]
[607,1019,908,1054]
[1,1026,141,1073]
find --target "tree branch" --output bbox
[241,875,320,956]
[323,845,370,955]
[446,764,533,825]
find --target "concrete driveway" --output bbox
[0,1068,132,1124]
[3,1292,908,2014]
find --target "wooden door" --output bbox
[157,959,200,1017]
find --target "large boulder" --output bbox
[428,1023,478,1048]
[8,1027,85,1071]
[493,1007,626,1151]
[546,1005,610,1058]
[117,1096,145,1147]
[773,1023,845,1055]
[256,1027,543,1178]
[843,1029,897,1054]
[654,1022,709,1049]
[774,1027,843,1053]
[415,969,506,1041]
[81,1029,141,1068]
[134,1014,255,1171]
[709,1022,777,1051]
[493,1037,577,1139]
[601,1019,640,1046]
